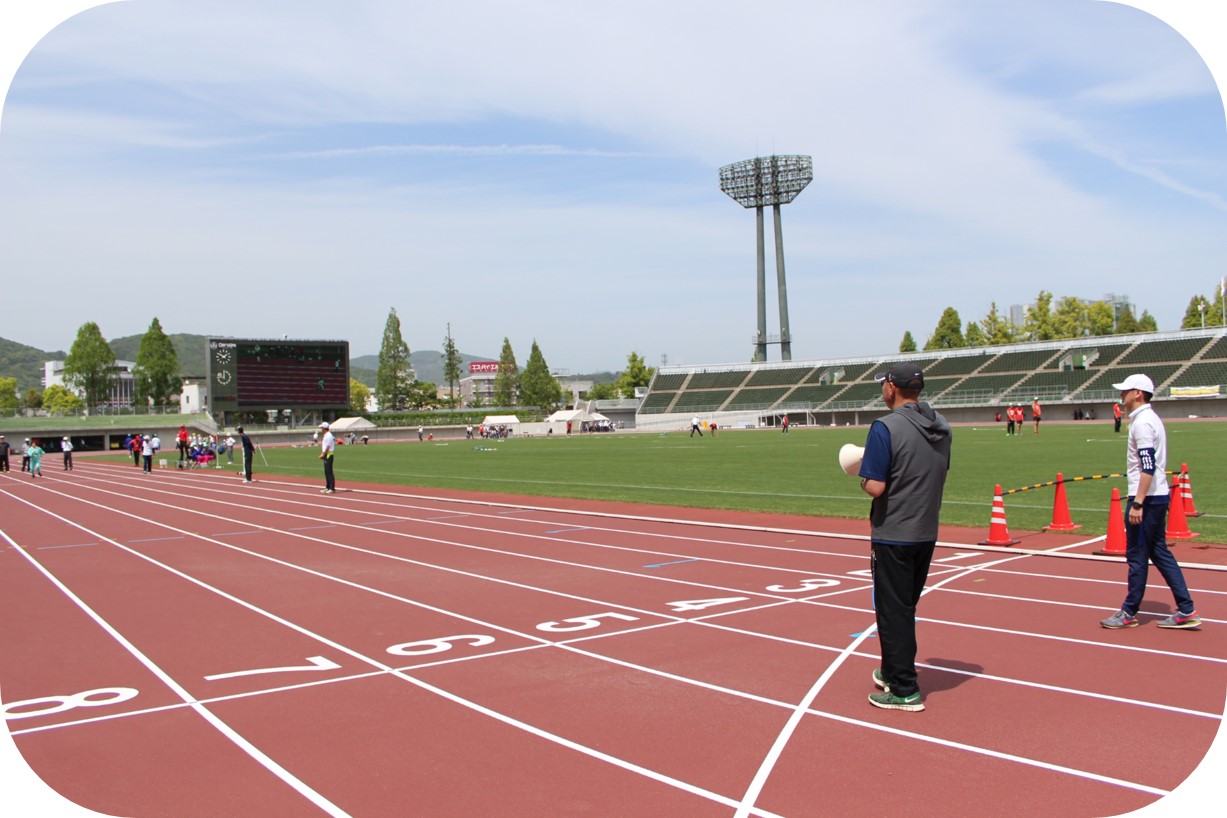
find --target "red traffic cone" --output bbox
[1094,488,1127,556]
[979,485,1020,545]
[1165,480,1199,541]
[1180,464,1204,517]
[1044,473,1082,531]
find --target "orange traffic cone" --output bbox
[979,485,1020,545]
[1094,488,1127,556]
[1044,473,1082,531]
[1180,464,1204,517]
[1165,480,1199,541]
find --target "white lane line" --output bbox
[2,501,784,818]
[66,470,1227,669]
[70,461,1227,575]
[731,543,1176,817]
[17,478,1206,803]
[0,526,352,818]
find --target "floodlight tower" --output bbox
[719,155,812,361]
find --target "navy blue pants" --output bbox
[1121,497,1194,616]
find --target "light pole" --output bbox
[1199,301,1206,329]
[719,155,812,362]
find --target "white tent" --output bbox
[328,417,377,433]
[483,415,520,426]
[546,409,583,423]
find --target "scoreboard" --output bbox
[208,338,349,413]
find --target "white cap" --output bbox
[319,422,330,429]
[838,443,865,477]
[1111,374,1155,393]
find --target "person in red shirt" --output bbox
[1031,398,1042,435]
[176,425,190,468]
[1113,401,1123,433]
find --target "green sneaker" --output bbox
[868,690,924,712]
[872,668,890,693]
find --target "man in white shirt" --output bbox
[319,422,336,494]
[61,437,74,471]
[1100,374,1199,630]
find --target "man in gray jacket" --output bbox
[859,362,952,712]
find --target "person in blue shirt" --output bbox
[858,362,952,712]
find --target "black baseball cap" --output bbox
[875,362,924,390]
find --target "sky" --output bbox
[1,1,1227,379]
[2,3,1227,815]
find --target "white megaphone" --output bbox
[838,443,865,477]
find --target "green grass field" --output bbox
[112,420,1226,543]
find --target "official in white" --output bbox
[319,422,336,494]
[1100,374,1200,629]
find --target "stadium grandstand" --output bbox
[635,327,1227,430]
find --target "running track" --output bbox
[2,460,1225,817]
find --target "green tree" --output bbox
[1023,290,1056,342]
[407,380,438,409]
[1052,296,1089,339]
[348,378,371,414]
[963,321,986,347]
[978,302,1016,346]
[1182,294,1212,329]
[519,341,562,411]
[923,307,965,350]
[42,384,83,415]
[133,317,180,408]
[1115,304,1140,334]
[1086,301,1116,336]
[585,382,618,401]
[23,388,42,411]
[441,326,462,408]
[1137,310,1158,333]
[898,331,917,353]
[492,338,519,406]
[614,351,655,399]
[0,377,18,412]
[375,308,414,411]
[63,321,116,411]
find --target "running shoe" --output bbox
[1156,611,1201,629]
[868,691,924,712]
[1100,610,1139,629]
[872,668,890,693]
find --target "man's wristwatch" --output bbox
[1131,501,1144,510]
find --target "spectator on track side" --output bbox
[319,422,336,494]
[237,426,255,483]
[858,362,952,713]
[0,435,10,472]
[61,437,73,471]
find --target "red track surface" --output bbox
[2,460,1225,817]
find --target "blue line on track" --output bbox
[546,527,591,534]
[286,525,336,532]
[127,536,184,544]
[644,558,700,568]
[849,631,877,638]
[37,542,100,550]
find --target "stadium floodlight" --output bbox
[719,155,812,362]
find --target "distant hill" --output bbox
[351,350,491,387]
[109,333,210,377]
[0,337,66,393]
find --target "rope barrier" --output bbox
[1001,470,1177,496]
